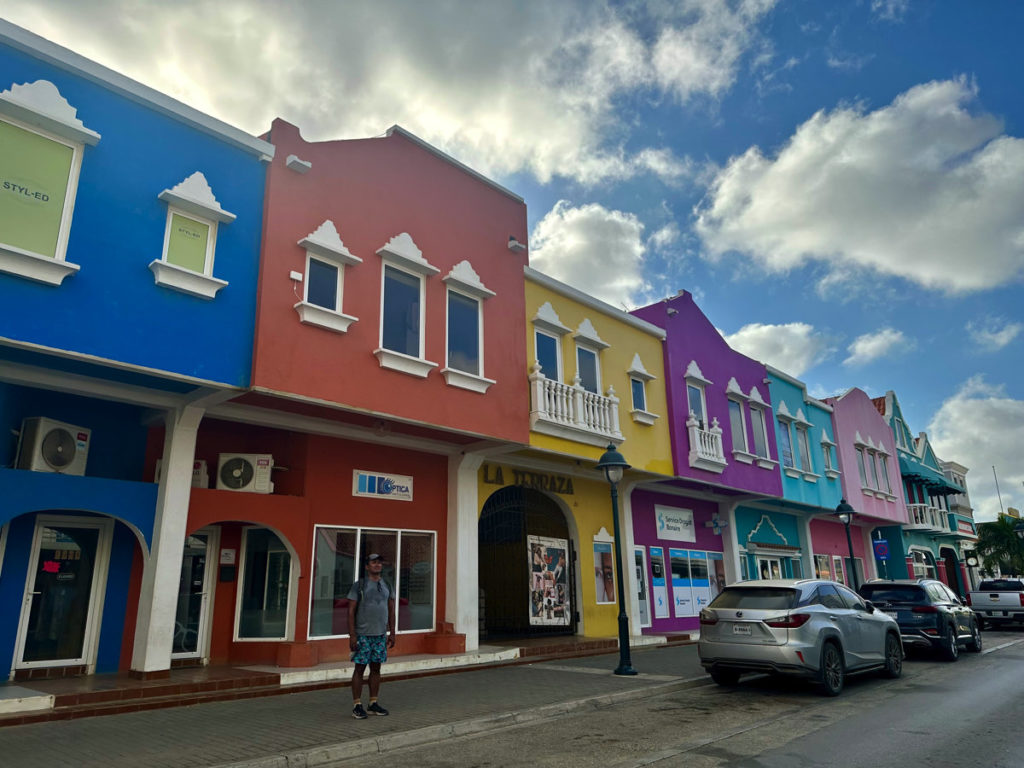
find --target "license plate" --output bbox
[884,611,898,618]
[733,624,752,636]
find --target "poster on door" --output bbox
[528,535,570,626]
[650,546,670,619]
[669,548,693,616]
[689,551,712,612]
[593,542,616,604]
[708,552,726,603]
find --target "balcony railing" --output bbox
[687,412,727,473]
[529,364,623,447]
[906,503,948,532]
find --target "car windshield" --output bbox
[709,587,797,610]
[979,580,1024,591]
[859,585,925,603]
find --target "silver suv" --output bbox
[698,579,903,696]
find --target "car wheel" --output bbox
[818,642,844,696]
[966,621,983,653]
[940,623,960,662]
[710,669,740,686]
[976,616,985,631]
[881,633,903,679]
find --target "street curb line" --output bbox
[209,676,711,768]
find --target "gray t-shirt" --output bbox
[347,577,392,636]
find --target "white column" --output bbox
[131,404,203,674]
[799,515,816,578]
[447,451,485,651]
[722,501,743,584]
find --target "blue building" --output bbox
[0,21,272,680]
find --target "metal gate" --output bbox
[478,486,576,637]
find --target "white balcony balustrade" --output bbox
[529,363,623,447]
[906,503,947,532]
[686,411,727,473]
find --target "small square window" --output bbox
[164,211,214,274]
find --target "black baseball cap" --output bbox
[366,553,383,563]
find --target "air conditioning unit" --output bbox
[216,453,274,494]
[155,458,209,488]
[16,417,91,476]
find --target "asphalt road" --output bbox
[341,632,1024,768]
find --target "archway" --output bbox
[478,486,575,638]
[940,547,964,597]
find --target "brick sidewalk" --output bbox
[0,644,708,768]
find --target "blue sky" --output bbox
[4,1,1021,520]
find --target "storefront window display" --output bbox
[667,549,723,616]
[238,528,292,640]
[308,525,436,638]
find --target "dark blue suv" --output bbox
[858,579,981,661]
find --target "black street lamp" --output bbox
[835,498,859,590]
[595,443,637,676]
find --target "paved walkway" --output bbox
[0,644,709,768]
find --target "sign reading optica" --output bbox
[352,470,413,501]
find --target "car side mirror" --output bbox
[863,600,876,613]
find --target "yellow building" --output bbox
[474,267,673,641]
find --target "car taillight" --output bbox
[699,609,718,625]
[1019,594,1024,607]
[764,613,810,628]
[965,594,972,606]
[912,605,939,613]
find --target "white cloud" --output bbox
[929,376,1024,522]
[649,222,681,250]
[695,78,1024,293]
[843,328,907,366]
[966,318,1022,352]
[871,0,910,22]
[722,322,831,377]
[1,0,772,187]
[529,201,647,309]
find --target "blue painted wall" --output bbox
[0,43,268,386]
[735,505,806,579]
[766,372,844,511]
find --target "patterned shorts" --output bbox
[351,634,388,665]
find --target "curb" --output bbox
[210,675,711,768]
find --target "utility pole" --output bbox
[993,466,1005,516]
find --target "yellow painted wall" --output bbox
[525,277,673,477]
[477,462,625,637]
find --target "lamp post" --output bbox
[835,498,859,590]
[596,443,637,676]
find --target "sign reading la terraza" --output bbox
[353,470,413,501]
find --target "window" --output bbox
[879,453,892,493]
[778,423,795,468]
[150,172,236,299]
[795,426,812,472]
[535,331,560,380]
[814,554,833,580]
[374,233,439,377]
[632,378,647,413]
[576,345,600,393]
[728,399,748,452]
[856,447,868,487]
[893,417,909,450]
[294,219,361,333]
[869,452,881,489]
[910,550,936,579]
[442,260,495,391]
[309,526,436,637]
[687,383,706,429]
[447,290,480,375]
[0,80,100,286]
[749,406,769,458]
[237,528,293,640]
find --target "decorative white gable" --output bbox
[726,377,747,399]
[776,400,793,420]
[685,360,712,385]
[573,318,609,349]
[376,232,439,275]
[158,172,236,222]
[443,260,495,299]
[298,220,361,265]
[627,353,655,381]
[0,79,100,144]
[533,301,571,335]
[748,386,767,405]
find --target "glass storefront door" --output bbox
[172,529,217,658]
[16,517,113,669]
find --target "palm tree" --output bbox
[975,517,1024,577]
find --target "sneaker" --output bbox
[367,702,390,716]
[352,703,368,720]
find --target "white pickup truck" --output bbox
[968,579,1024,628]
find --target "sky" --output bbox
[3,0,1022,521]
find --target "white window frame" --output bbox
[877,448,894,496]
[855,446,869,488]
[373,233,439,377]
[572,318,609,395]
[626,354,658,426]
[440,260,496,392]
[725,378,753,463]
[150,172,235,299]
[233,526,296,643]
[821,431,840,480]
[748,386,776,469]
[0,79,100,285]
[575,343,602,394]
[293,219,361,333]
[534,328,563,381]
[795,424,816,481]
[531,301,571,381]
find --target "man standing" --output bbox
[347,553,396,719]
